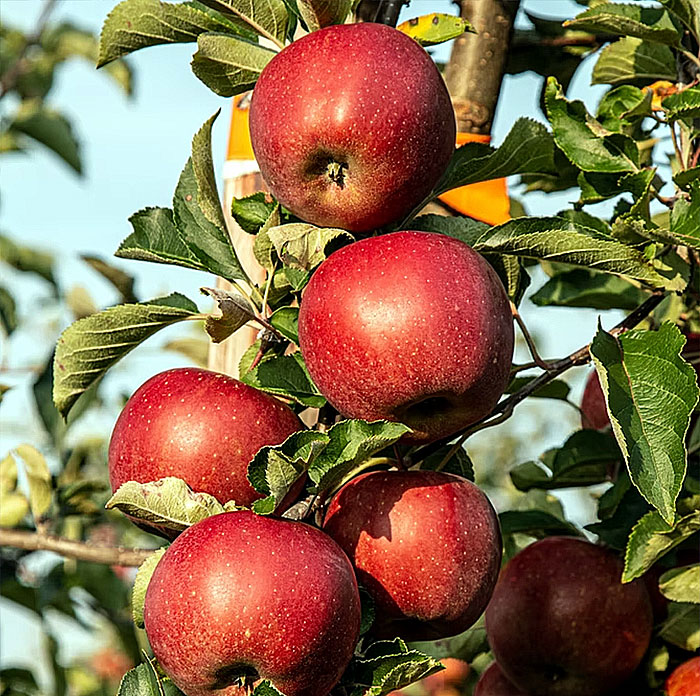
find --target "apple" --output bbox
[323,470,502,641]
[249,23,456,232]
[485,536,653,696]
[665,657,700,696]
[580,369,610,431]
[109,368,303,512]
[298,231,514,444]
[474,663,526,696]
[144,510,361,696]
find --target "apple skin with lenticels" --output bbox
[249,23,456,232]
[485,536,653,696]
[143,511,362,696]
[108,368,303,519]
[323,469,502,641]
[665,656,700,696]
[298,231,514,444]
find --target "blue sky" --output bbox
[1,0,643,683]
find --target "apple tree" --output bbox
[1,0,699,695]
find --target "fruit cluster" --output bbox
[105,21,669,696]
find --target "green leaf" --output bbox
[660,0,699,41]
[466,216,673,290]
[565,3,682,46]
[510,430,620,491]
[106,477,230,534]
[435,118,556,197]
[659,602,700,651]
[267,223,353,271]
[200,286,256,343]
[81,255,137,303]
[0,234,57,289]
[248,430,328,514]
[674,166,700,190]
[117,663,183,696]
[419,445,474,481]
[592,37,677,85]
[505,376,571,400]
[623,509,700,581]
[269,306,299,344]
[596,85,652,133]
[53,294,198,418]
[231,192,277,234]
[242,352,325,407]
[396,13,474,47]
[9,102,82,174]
[173,159,249,283]
[0,454,29,528]
[0,286,17,336]
[116,207,207,272]
[295,0,351,31]
[252,682,284,696]
[663,87,700,121]
[498,509,580,538]
[308,420,412,495]
[132,547,166,628]
[660,564,700,604]
[670,187,700,250]
[349,639,443,694]
[191,110,227,231]
[15,445,52,521]
[545,77,639,174]
[590,324,700,525]
[191,33,276,96]
[196,0,289,46]
[531,268,649,310]
[98,0,255,67]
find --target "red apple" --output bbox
[665,656,700,696]
[485,536,653,696]
[323,470,502,641]
[249,23,456,232]
[298,231,514,444]
[109,368,303,510]
[144,510,361,696]
[474,663,526,696]
[580,369,610,431]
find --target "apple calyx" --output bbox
[326,160,348,188]
[212,664,258,690]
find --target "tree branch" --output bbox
[0,528,155,567]
[410,291,666,465]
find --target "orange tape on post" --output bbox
[438,132,511,226]
[226,93,255,162]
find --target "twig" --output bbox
[410,292,666,465]
[0,528,155,566]
[670,122,686,170]
[511,302,551,370]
